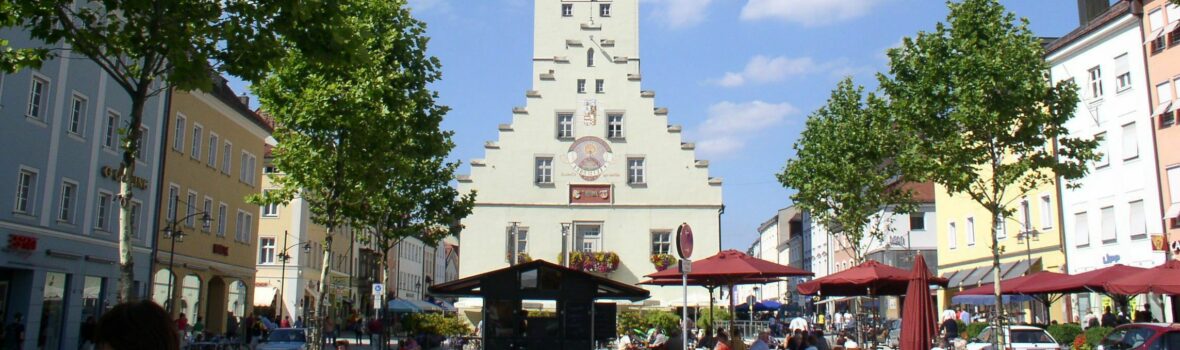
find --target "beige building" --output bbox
[456,0,723,306]
[151,78,270,334]
[254,150,358,322]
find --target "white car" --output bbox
[258,328,308,350]
[965,325,1062,350]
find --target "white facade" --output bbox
[809,213,832,278]
[861,204,939,257]
[759,216,783,302]
[1047,12,1166,274]
[456,0,723,305]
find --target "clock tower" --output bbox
[457,0,724,306]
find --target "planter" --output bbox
[558,251,620,273]
[650,254,676,271]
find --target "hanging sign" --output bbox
[676,223,694,260]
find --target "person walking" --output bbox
[368,317,383,346]
[324,317,337,345]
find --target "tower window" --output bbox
[562,4,573,17]
[577,79,586,94]
[600,4,611,17]
[587,49,595,67]
[557,114,574,139]
[596,79,605,93]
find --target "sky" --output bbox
[228,0,1090,251]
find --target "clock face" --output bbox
[566,136,613,181]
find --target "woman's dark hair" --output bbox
[96,301,179,350]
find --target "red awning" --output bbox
[796,260,948,296]
[1105,260,1180,295]
[1020,264,1148,295]
[645,249,813,283]
[956,271,1069,296]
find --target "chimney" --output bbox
[238,94,250,107]
[1077,0,1111,26]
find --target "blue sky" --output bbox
[229,0,1087,251]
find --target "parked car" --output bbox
[1098,323,1180,350]
[965,325,1060,350]
[259,328,308,350]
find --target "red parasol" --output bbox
[900,254,937,350]
[955,271,1069,295]
[1019,264,1146,294]
[796,260,948,296]
[646,249,814,281]
[1105,260,1180,295]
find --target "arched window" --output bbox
[181,274,202,318]
[587,49,595,67]
[227,280,247,317]
[152,269,174,307]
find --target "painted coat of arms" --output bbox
[567,136,613,180]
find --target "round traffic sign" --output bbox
[676,223,694,260]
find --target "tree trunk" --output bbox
[117,91,148,302]
[991,211,1006,349]
[313,232,335,350]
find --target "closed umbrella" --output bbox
[900,254,937,350]
[1106,260,1180,295]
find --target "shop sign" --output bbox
[212,244,229,256]
[255,281,269,287]
[1102,253,1121,264]
[569,184,611,204]
[7,234,37,251]
[1151,235,1168,252]
[100,166,148,190]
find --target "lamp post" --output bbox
[161,194,212,315]
[509,222,520,265]
[277,233,312,322]
[561,223,571,267]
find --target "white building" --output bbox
[1046,1,1167,316]
[456,0,724,306]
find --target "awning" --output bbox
[387,299,420,313]
[1146,26,1168,44]
[813,296,864,305]
[960,266,994,288]
[253,285,277,306]
[944,270,968,288]
[432,299,457,312]
[1164,204,1180,220]
[1158,101,1175,116]
[408,299,442,312]
[951,294,1035,305]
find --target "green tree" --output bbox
[0,0,348,302]
[253,0,464,347]
[778,78,916,265]
[880,0,1098,346]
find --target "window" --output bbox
[1170,166,1180,204]
[966,217,976,246]
[235,211,246,242]
[596,79,605,93]
[95,192,111,231]
[1040,195,1052,229]
[14,168,37,215]
[217,203,228,236]
[222,142,232,174]
[134,127,147,160]
[628,158,645,184]
[577,79,586,94]
[1020,199,1031,233]
[1114,54,1131,91]
[996,217,1007,239]
[240,152,257,185]
[576,224,602,252]
[173,114,186,152]
[516,229,528,255]
[910,213,926,231]
[191,124,203,159]
[166,185,180,222]
[561,3,572,16]
[651,231,671,255]
[1075,212,1090,246]
[207,134,218,167]
[68,94,87,136]
[943,223,953,247]
[104,111,119,150]
[58,181,77,223]
[557,114,574,139]
[535,157,553,184]
[1150,9,1165,53]
[27,75,47,120]
[587,49,595,67]
[185,191,198,227]
[259,238,276,264]
[262,190,278,217]
[600,3,611,17]
[128,201,142,237]
[1087,66,1103,98]
[201,198,212,232]
[1159,81,1174,105]
[1100,206,1116,243]
[1095,132,1109,168]
[1129,200,1146,239]
[607,114,624,139]
[1122,122,1138,160]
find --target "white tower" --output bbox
[457,0,724,306]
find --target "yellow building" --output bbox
[253,149,357,324]
[935,178,1068,323]
[151,78,271,335]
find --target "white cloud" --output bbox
[644,0,714,29]
[695,101,798,157]
[712,55,868,87]
[740,0,881,27]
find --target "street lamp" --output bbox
[276,231,312,322]
[561,223,571,268]
[161,194,212,315]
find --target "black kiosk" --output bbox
[429,259,650,349]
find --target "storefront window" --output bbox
[227,280,246,318]
[152,270,174,308]
[182,275,201,319]
[81,276,105,323]
[40,272,67,350]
